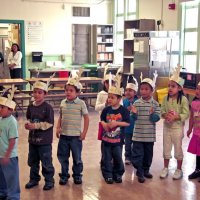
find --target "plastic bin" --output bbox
[157,88,168,104]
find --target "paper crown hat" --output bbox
[33,73,55,92]
[66,68,83,90]
[108,66,123,96]
[0,85,17,110]
[140,70,158,89]
[126,75,138,92]
[169,65,185,87]
[103,65,115,82]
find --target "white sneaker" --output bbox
[160,168,168,179]
[173,169,183,180]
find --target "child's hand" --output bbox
[187,129,192,138]
[56,128,61,138]
[131,106,137,114]
[0,157,10,165]
[149,107,154,115]
[79,132,86,141]
[127,104,133,111]
[101,122,110,132]
[107,121,117,129]
[25,122,35,130]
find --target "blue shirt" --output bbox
[123,96,138,134]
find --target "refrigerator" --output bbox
[133,31,180,82]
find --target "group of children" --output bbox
[0,65,200,199]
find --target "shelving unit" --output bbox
[123,19,155,74]
[92,24,114,67]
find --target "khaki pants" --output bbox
[163,126,184,160]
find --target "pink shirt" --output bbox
[191,100,200,137]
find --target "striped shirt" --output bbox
[60,97,88,136]
[132,97,160,142]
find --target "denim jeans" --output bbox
[28,144,55,185]
[124,133,133,160]
[132,141,154,177]
[57,135,83,180]
[102,143,125,179]
[0,157,20,200]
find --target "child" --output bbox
[0,85,20,200]
[101,72,130,184]
[56,69,89,185]
[123,77,138,165]
[131,72,160,183]
[160,65,189,180]
[187,82,200,180]
[25,80,55,190]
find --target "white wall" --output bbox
[139,0,179,30]
[0,0,112,55]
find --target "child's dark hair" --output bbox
[65,84,80,93]
[103,80,109,92]
[167,89,185,104]
[11,43,20,51]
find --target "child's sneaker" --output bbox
[173,169,183,180]
[188,169,200,179]
[74,177,82,184]
[160,168,168,179]
[137,176,145,183]
[105,177,113,184]
[125,159,131,165]
[114,176,122,183]
[25,180,39,189]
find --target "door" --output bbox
[72,24,91,65]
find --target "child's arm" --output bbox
[149,103,161,122]
[1,138,16,165]
[80,114,89,140]
[187,109,194,138]
[56,115,62,138]
[108,121,130,129]
[130,105,138,120]
[95,93,107,112]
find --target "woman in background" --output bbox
[7,43,22,79]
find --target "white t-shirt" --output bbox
[7,51,22,69]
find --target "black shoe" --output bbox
[43,183,54,191]
[114,176,122,183]
[138,176,145,183]
[188,170,200,179]
[144,172,153,179]
[25,181,39,189]
[59,178,68,185]
[74,177,82,184]
[105,177,113,184]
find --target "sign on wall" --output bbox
[26,21,43,45]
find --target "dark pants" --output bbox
[10,68,21,79]
[57,135,83,180]
[102,143,125,179]
[196,156,200,170]
[28,144,55,185]
[124,133,133,160]
[132,141,154,177]
[0,157,20,200]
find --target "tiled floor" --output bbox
[16,107,199,200]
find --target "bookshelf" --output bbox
[93,24,114,67]
[123,19,155,74]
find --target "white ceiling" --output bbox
[21,0,111,4]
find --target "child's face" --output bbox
[0,105,12,117]
[195,85,200,99]
[33,88,46,104]
[125,88,136,100]
[107,93,121,107]
[65,85,79,101]
[168,80,181,97]
[140,83,153,100]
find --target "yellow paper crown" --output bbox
[67,68,83,90]
[170,65,185,87]
[0,85,17,110]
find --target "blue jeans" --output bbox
[132,141,154,177]
[0,157,20,200]
[28,144,55,184]
[57,135,83,180]
[124,133,133,160]
[102,143,125,179]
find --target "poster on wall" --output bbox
[26,21,43,45]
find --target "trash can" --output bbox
[156,88,168,104]
[82,64,99,92]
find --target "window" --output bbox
[114,0,138,64]
[180,1,200,73]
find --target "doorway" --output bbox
[72,24,91,65]
[0,20,26,78]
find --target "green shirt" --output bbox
[0,115,18,158]
[161,95,189,129]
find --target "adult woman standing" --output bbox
[7,43,22,79]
